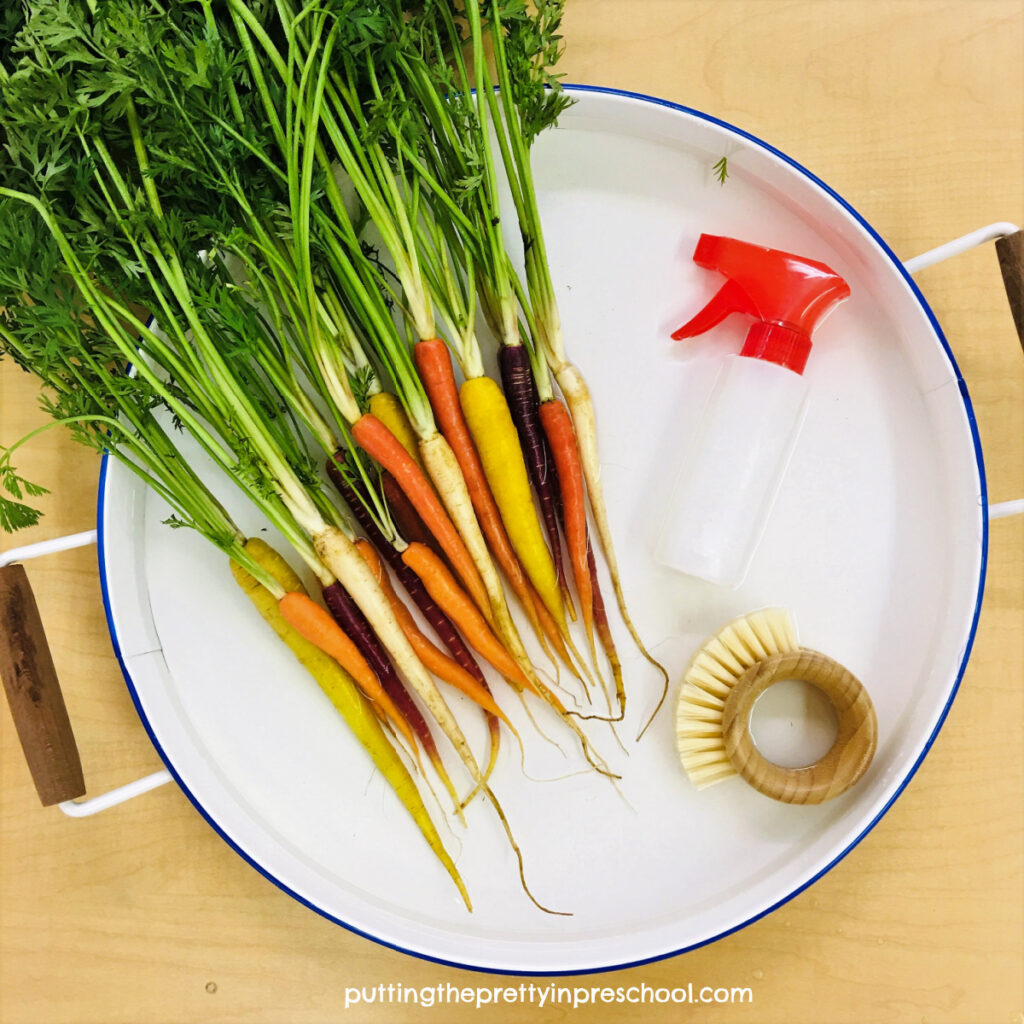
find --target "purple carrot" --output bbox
[321,579,425,733]
[327,462,490,691]
[498,344,569,595]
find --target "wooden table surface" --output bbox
[1,2,1021,1022]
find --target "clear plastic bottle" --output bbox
[659,235,850,587]
[658,354,808,586]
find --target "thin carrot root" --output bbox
[482,783,571,917]
[530,590,582,684]
[513,689,569,755]
[553,361,670,733]
[533,679,621,781]
[558,620,606,705]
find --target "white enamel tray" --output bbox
[74,88,999,972]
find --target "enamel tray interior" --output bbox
[97,87,985,974]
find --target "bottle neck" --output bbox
[740,321,812,374]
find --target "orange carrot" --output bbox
[356,539,512,726]
[539,398,594,645]
[402,541,538,696]
[351,413,491,618]
[278,591,417,751]
[414,339,562,659]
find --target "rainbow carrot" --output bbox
[539,396,593,645]
[414,337,573,675]
[351,413,491,620]
[327,467,491,691]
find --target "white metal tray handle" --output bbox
[904,221,1023,520]
[0,532,171,817]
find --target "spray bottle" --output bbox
[657,234,851,587]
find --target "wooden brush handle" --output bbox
[721,649,877,805]
[0,564,86,806]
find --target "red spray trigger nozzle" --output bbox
[671,234,850,374]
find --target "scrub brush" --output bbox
[675,608,798,789]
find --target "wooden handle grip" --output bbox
[0,563,85,805]
[995,229,1024,349]
[721,649,877,805]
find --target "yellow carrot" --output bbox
[368,391,422,467]
[230,538,470,910]
[417,430,545,692]
[460,375,563,629]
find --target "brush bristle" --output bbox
[676,608,798,788]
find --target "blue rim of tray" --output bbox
[95,83,989,976]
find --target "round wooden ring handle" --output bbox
[721,649,877,805]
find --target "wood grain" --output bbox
[0,564,86,806]
[722,650,877,804]
[1,2,1022,1023]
